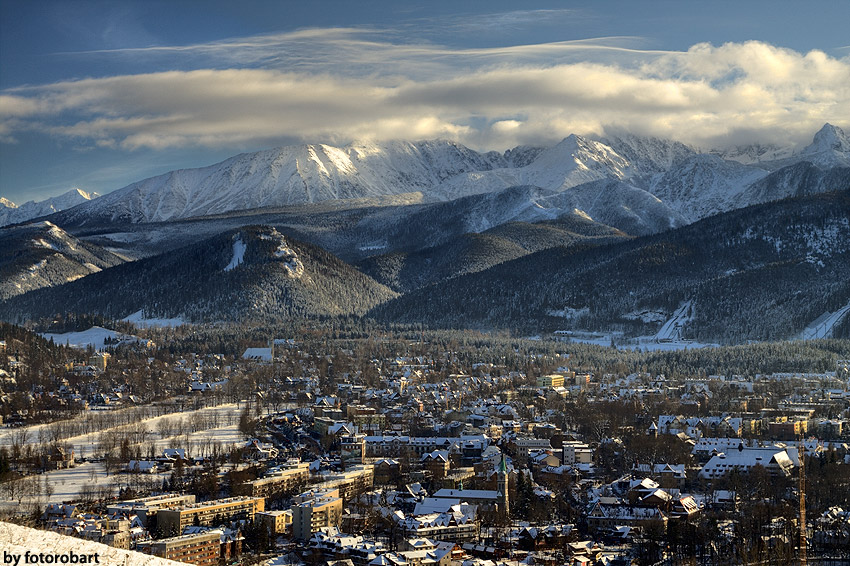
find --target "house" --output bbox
[374,459,401,485]
[244,439,279,461]
[699,447,796,480]
[632,463,687,489]
[43,504,81,522]
[421,451,451,481]
[45,446,75,470]
[127,460,158,473]
[242,348,273,361]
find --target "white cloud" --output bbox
[2,37,849,152]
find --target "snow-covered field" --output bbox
[555,329,718,351]
[0,521,179,565]
[0,403,246,458]
[0,404,249,507]
[628,337,719,352]
[40,326,145,350]
[0,462,117,508]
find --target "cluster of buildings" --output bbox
[6,330,850,564]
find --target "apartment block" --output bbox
[249,462,311,499]
[107,493,197,529]
[291,488,343,541]
[156,497,264,536]
[137,531,220,566]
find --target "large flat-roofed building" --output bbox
[107,493,197,528]
[291,488,343,541]
[156,497,265,536]
[537,374,565,388]
[257,510,292,536]
[137,531,220,566]
[249,462,311,499]
[321,465,374,503]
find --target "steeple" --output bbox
[497,453,509,517]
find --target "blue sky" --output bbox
[1,0,849,204]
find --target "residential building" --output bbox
[291,488,343,541]
[258,510,292,536]
[156,497,265,536]
[250,462,311,499]
[538,374,565,388]
[107,494,196,529]
[137,531,220,566]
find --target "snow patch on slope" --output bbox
[274,240,303,277]
[261,227,304,277]
[547,306,590,319]
[224,236,247,271]
[123,310,186,328]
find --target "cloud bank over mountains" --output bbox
[1,26,848,188]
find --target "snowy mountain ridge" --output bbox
[711,123,850,169]
[36,123,850,230]
[0,188,99,227]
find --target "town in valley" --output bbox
[1,322,849,565]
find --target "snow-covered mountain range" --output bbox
[0,188,99,227]
[46,124,850,229]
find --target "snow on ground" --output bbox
[799,300,850,340]
[0,403,245,458]
[555,328,718,351]
[628,337,719,352]
[0,405,248,508]
[40,326,143,351]
[224,237,246,271]
[122,310,186,328]
[150,423,244,453]
[547,306,590,319]
[0,462,116,508]
[654,301,693,342]
[0,521,179,565]
[37,462,116,502]
[0,424,245,508]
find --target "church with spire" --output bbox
[497,452,510,517]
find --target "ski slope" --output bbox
[654,301,693,342]
[799,301,850,340]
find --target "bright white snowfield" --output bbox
[224,236,247,271]
[52,124,850,226]
[0,521,179,565]
[0,403,245,456]
[40,326,144,350]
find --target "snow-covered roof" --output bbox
[0,521,175,566]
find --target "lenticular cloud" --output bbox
[1,38,848,151]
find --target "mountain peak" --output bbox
[65,187,98,200]
[804,123,850,154]
[0,187,100,227]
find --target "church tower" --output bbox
[497,453,509,517]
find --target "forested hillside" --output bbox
[371,191,850,343]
